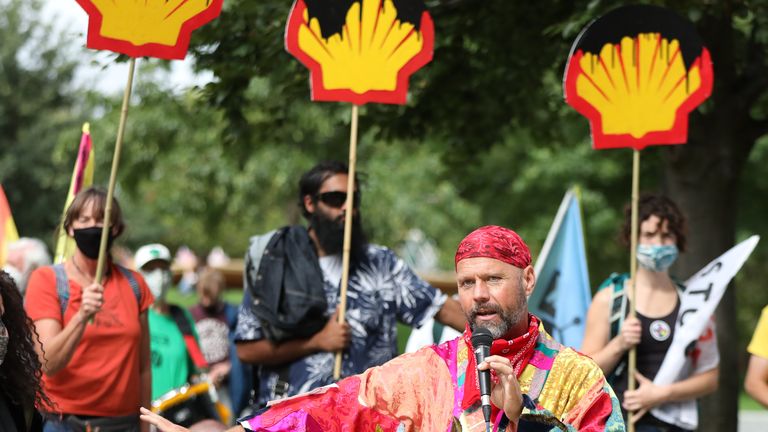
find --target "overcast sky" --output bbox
[41,1,212,94]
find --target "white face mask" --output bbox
[141,269,172,301]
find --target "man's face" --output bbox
[456,257,535,339]
[305,173,366,255]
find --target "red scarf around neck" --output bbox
[461,314,540,414]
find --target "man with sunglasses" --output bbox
[233,160,466,410]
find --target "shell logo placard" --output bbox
[564,5,713,150]
[285,0,434,105]
[75,0,224,60]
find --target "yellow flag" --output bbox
[55,123,95,263]
[0,185,19,267]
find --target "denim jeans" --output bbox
[43,416,139,432]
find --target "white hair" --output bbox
[7,237,51,294]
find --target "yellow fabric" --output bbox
[748,306,768,359]
[536,348,607,420]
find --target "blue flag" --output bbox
[530,189,591,349]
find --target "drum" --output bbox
[151,380,232,427]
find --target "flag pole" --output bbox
[94,58,137,299]
[334,104,359,379]
[627,149,640,432]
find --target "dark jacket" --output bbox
[247,226,328,342]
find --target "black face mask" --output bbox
[73,227,115,259]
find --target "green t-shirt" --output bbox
[149,307,200,400]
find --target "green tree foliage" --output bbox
[0,0,80,239]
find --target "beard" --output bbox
[467,288,528,339]
[311,209,368,259]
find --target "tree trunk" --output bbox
[663,102,751,432]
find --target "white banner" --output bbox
[651,235,759,429]
[654,235,759,385]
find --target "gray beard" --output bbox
[467,287,528,339]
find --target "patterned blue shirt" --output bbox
[235,243,447,407]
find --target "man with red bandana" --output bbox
[142,226,625,432]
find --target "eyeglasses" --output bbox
[316,191,360,209]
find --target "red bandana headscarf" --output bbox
[455,225,531,269]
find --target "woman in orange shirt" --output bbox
[25,187,153,432]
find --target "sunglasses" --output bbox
[316,191,360,209]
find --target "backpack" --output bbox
[244,226,328,342]
[52,263,141,318]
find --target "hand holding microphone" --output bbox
[473,328,524,429]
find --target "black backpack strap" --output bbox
[52,264,70,319]
[115,264,141,305]
[169,305,209,369]
[53,264,142,320]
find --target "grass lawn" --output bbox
[741,391,764,411]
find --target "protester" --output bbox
[175,246,199,295]
[189,266,252,418]
[745,304,768,408]
[3,237,51,295]
[581,194,719,430]
[234,160,466,408]
[25,187,153,432]
[141,225,624,431]
[136,243,229,428]
[0,270,47,431]
[136,244,202,399]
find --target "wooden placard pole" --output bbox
[627,149,640,431]
[333,104,359,379]
[94,58,137,299]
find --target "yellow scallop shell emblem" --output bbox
[286,0,435,105]
[564,5,713,150]
[76,0,224,60]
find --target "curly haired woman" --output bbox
[0,270,49,431]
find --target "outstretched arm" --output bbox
[745,355,768,408]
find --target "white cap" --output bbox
[135,243,172,270]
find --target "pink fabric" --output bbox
[529,350,555,370]
[455,225,531,269]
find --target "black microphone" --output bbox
[471,327,494,430]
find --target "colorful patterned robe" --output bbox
[239,324,625,431]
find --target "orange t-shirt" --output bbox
[25,264,153,416]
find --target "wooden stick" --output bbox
[334,104,359,379]
[94,58,137,293]
[627,149,640,432]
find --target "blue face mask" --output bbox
[637,244,679,273]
